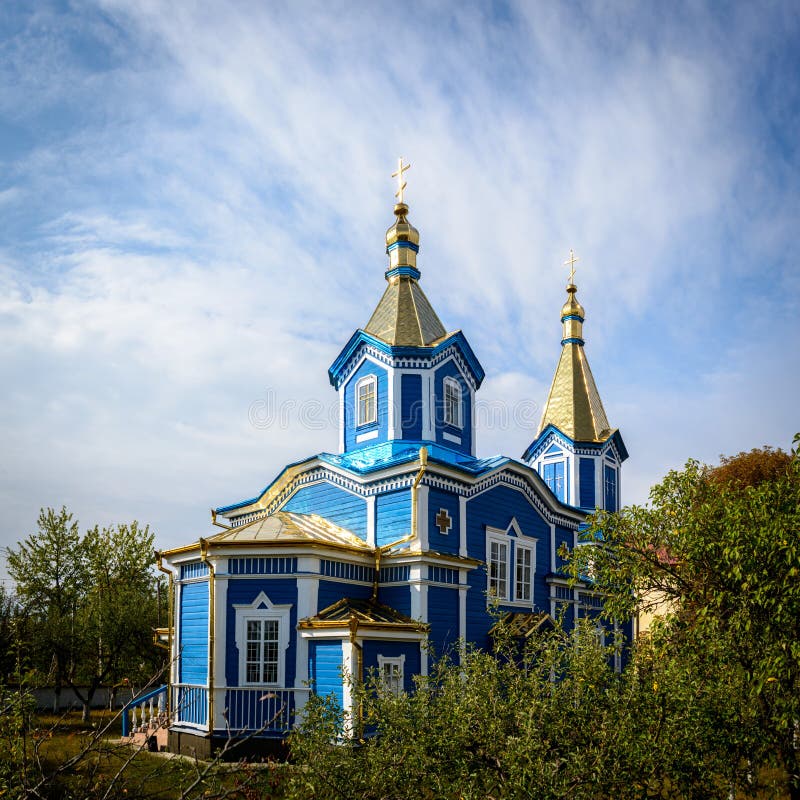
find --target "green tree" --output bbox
[7,508,163,720]
[7,507,85,711]
[0,585,21,681]
[565,436,800,799]
[287,617,753,800]
[71,521,160,719]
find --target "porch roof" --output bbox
[489,611,554,639]
[299,597,428,632]
[207,511,371,550]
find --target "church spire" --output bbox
[363,158,446,346]
[536,251,612,442]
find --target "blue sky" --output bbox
[1,0,798,579]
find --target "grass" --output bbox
[20,708,291,799]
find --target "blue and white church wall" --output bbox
[329,331,483,459]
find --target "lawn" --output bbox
[19,708,290,799]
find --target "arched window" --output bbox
[443,377,462,428]
[356,375,377,426]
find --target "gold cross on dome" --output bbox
[392,157,411,204]
[435,508,452,535]
[564,249,579,284]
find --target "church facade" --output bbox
[158,172,628,754]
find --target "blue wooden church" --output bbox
[156,166,628,755]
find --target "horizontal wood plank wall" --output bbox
[427,585,460,658]
[282,481,368,540]
[375,489,411,547]
[179,581,209,684]
[308,640,344,708]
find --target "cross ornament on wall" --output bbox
[435,508,452,535]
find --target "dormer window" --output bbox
[356,375,377,426]
[443,377,462,428]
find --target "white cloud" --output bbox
[0,0,798,575]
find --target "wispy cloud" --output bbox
[0,0,798,569]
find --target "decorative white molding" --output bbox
[232,591,292,687]
[355,429,379,443]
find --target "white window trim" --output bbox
[514,541,534,603]
[233,591,292,687]
[443,376,463,429]
[356,374,377,427]
[543,458,567,502]
[486,529,510,602]
[377,654,405,696]
[485,523,538,608]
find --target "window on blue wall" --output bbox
[234,591,291,687]
[356,375,377,426]
[246,619,279,683]
[543,460,565,502]
[487,537,508,599]
[515,544,533,602]
[378,654,405,696]
[604,464,617,512]
[443,377,462,427]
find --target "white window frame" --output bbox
[356,375,377,427]
[233,591,292,687]
[514,542,534,603]
[377,654,405,696]
[443,376,462,428]
[486,531,510,601]
[486,521,538,607]
[542,458,566,502]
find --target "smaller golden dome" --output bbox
[386,202,420,248]
[561,284,585,319]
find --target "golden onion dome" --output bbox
[386,202,420,248]
[561,284,585,319]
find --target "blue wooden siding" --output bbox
[308,640,344,707]
[604,464,617,512]
[317,579,372,614]
[224,579,297,687]
[544,443,562,456]
[579,457,596,508]
[344,360,389,452]
[375,488,411,547]
[427,486,460,554]
[464,484,552,647]
[555,525,574,573]
[377,585,411,617]
[401,373,423,439]
[281,481,368,540]
[362,640,420,693]
[433,360,471,454]
[427,585,459,658]
[179,582,208,684]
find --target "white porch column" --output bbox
[212,567,228,732]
